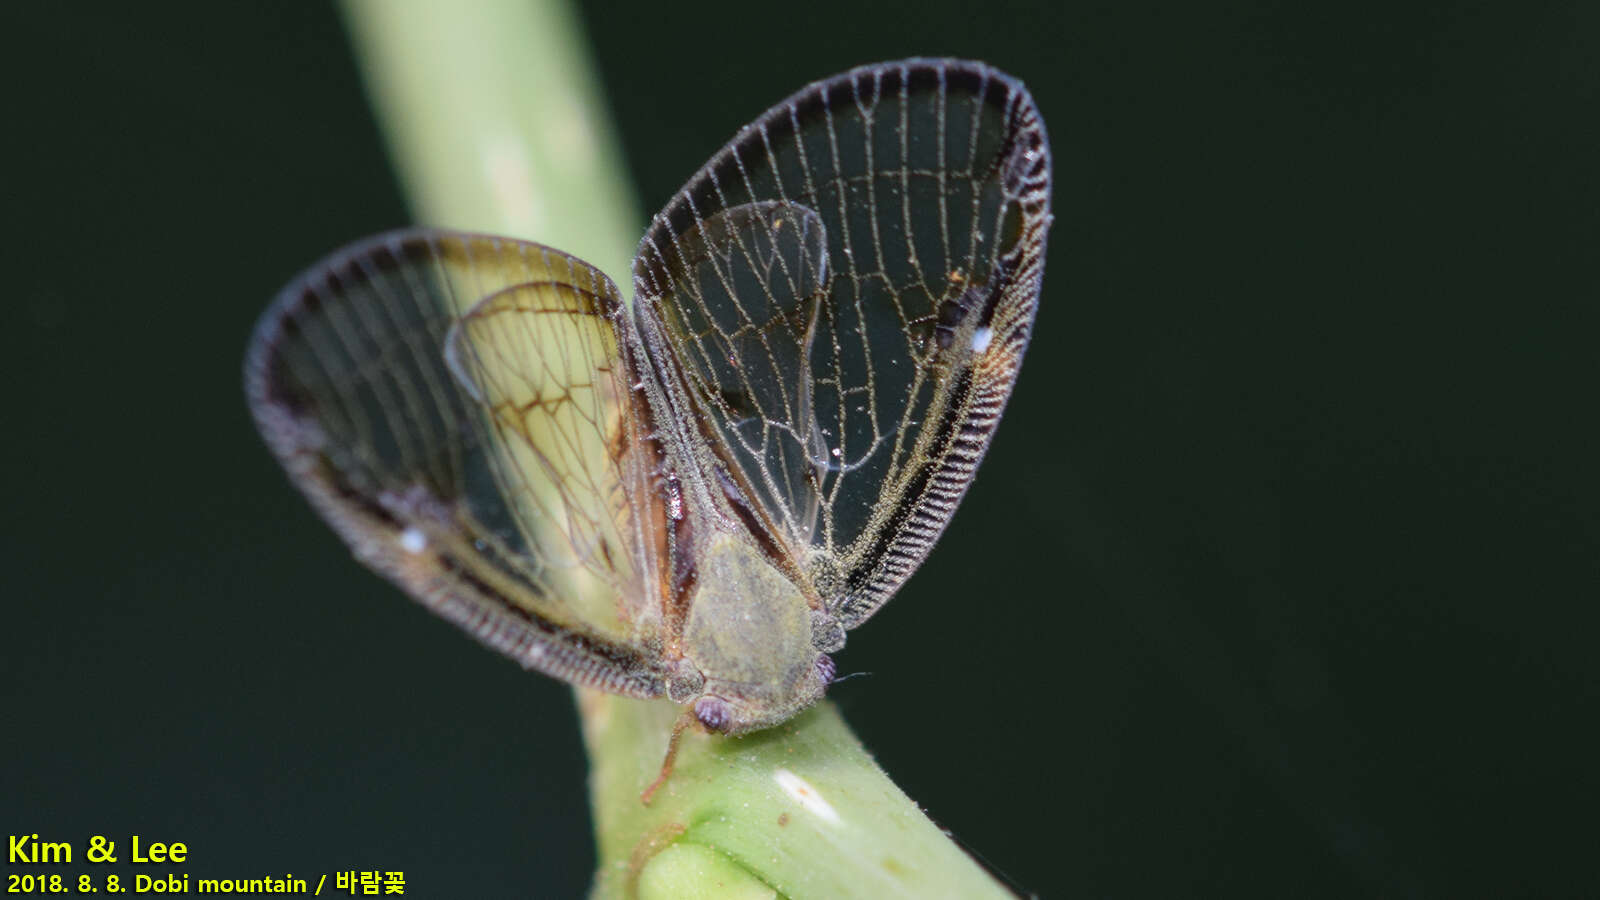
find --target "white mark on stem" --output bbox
[546,95,596,168]
[774,769,840,824]
[483,135,547,236]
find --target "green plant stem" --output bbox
[581,693,1011,899]
[341,0,637,279]
[338,2,1014,896]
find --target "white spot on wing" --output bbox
[774,768,840,824]
[971,326,993,353]
[399,527,428,554]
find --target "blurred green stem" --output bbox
[339,1,1013,896]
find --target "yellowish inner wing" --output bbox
[445,276,655,640]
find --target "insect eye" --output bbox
[815,655,837,686]
[693,696,734,733]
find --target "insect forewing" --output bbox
[632,59,1051,628]
[246,231,672,698]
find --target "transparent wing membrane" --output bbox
[634,59,1051,626]
[644,201,832,545]
[245,230,670,697]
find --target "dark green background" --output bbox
[6,2,1597,896]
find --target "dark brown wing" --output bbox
[245,230,673,697]
[630,59,1051,628]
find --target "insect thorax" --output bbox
[681,533,827,732]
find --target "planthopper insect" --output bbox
[245,57,1051,800]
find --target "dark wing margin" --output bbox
[631,58,1051,629]
[244,229,672,698]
